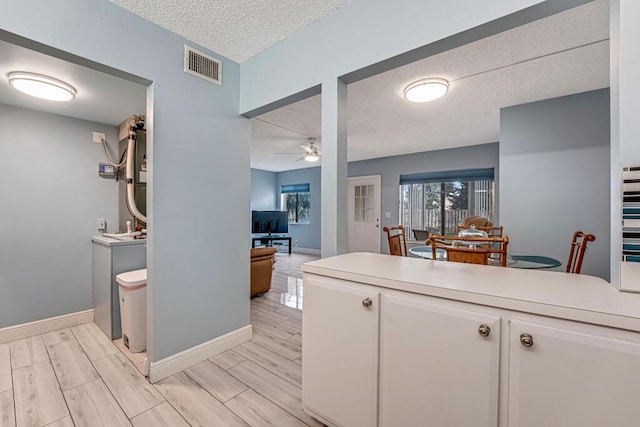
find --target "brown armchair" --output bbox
[250,247,277,297]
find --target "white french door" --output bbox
[347,175,381,253]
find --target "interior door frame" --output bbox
[347,174,382,254]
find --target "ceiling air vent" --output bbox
[184,45,222,85]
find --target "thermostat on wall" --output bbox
[98,163,117,179]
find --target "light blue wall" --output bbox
[276,167,322,250]
[500,89,610,280]
[0,104,119,327]
[1,0,250,362]
[348,143,500,254]
[250,169,277,210]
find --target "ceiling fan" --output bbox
[276,137,321,162]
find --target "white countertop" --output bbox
[91,235,147,247]
[302,253,640,332]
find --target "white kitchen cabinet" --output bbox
[380,292,501,427]
[301,253,640,427]
[509,318,640,427]
[302,275,381,427]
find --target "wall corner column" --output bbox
[321,78,348,257]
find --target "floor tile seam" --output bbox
[236,342,302,388]
[250,310,289,323]
[221,388,272,426]
[9,349,48,371]
[208,356,245,372]
[42,413,71,427]
[249,338,301,362]
[152,377,211,426]
[77,374,133,423]
[36,345,72,423]
[251,324,295,341]
[182,365,249,404]
[46,335,101,393]
[224,368,311,427]
[284,333,302,345]
[274,318,302,333]
[250,302,291,315]
[8,378,17,427]
[129,400,193,426]
[69,326,118,362]
[91,353,164,420]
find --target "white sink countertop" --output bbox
[92,235,147,247]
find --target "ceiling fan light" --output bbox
[404,78,449,103]
[305,153,320,162]
[8,71,77,102]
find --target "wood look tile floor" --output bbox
[0,252,320,427]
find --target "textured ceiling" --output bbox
[108,0,351,63]
[252,0,610,172]
[0,40,146,126]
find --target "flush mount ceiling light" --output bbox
[403,78,449,103]
[7,72,77,101]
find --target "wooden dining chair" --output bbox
[459,216,493,228]
[456,225,504,237]
[444,246,491,265]
[383,225,408,256]
[428,233,509,267]
[566,231,596,274]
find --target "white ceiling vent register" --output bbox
[184,46,222,85]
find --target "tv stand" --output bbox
[252,235,292,255]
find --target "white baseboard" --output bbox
[149,324,252,383]
[0,309,94,345]
[292,247,321,255]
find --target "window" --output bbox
[399,169,494,238]
[354,184,375,222]
[281,183,311,224]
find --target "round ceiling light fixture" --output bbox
[8,72,77,102]
[305,153,320,162]
[403,78,449,103]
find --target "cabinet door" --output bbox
[380,292,501,427]
[302,275,380,427]
[509,320,640,427]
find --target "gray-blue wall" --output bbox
[500,89,610,280]
[249,146,499,252]
[250,169,277,210]
[0,104,119,327]
[277,167,322,250]
[2,0,250,362]
[349,143,500,254]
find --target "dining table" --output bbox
[408,245,562,269]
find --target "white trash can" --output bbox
[116,268,147,353]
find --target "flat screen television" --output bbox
[252,210,288,234]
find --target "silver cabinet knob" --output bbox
[362,297,373,308]
[520,333,534,348]
[478,324,491,338]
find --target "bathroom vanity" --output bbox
[91,236,146,339]
[301,253,640,427]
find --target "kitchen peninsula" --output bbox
[301,252,640,427]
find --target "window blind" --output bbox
[399,168,494,185]
[281,183,310,193]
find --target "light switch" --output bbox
[385,212,392,219]
[97,218,106,231]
